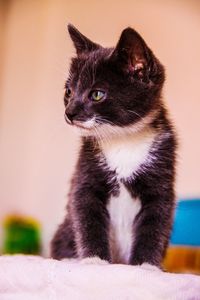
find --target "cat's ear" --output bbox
[111,27,153,80]
[68,24,100,55]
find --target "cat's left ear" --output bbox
[68,24,100,55]
[111,27,154,80]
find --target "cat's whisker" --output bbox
[95,118,124,138]
[99,125,113,146]
[93,121,109,144]
[95,125,108,145]
[95,123,118,140]
[96,118,115,127]
[127,109,142,118]
[95,116,119,126]
[93,126,103,147]
[102,123,122,138]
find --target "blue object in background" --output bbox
[170,199,200,246]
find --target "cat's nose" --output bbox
[65,111,78,124]
[65,102,83,124]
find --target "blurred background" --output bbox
[0,0,200,272]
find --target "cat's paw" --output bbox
[140,263,161,272]
[80,256,109,265]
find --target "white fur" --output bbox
[97,111,157,138]
[101,126,156,263]
[75,116,157,264]
[74,117,96,129]
[101,127,156,179]
[82,117,96,128]
[75,110,157,138]
[107,183,141,263]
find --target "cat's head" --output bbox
[64,24,165,138]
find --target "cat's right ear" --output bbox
[111,27,154,81]
[68,24,100,55]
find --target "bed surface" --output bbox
[0,255,200,300]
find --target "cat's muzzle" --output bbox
[64,113,73,125]
[64,113,96,131]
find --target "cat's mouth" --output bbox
[73,121,94,130]
[64,114,96,130]
[68,117,97,131]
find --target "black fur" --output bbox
[51,25,177,267]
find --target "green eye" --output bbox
[90,90,106,102]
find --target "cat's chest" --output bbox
[106,183,141,263]
[100,128,156,179]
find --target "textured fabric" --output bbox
[0,255,200,300]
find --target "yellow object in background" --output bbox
[163,246,200,274]
[2,215,41,255]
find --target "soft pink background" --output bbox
[0,0,200,255]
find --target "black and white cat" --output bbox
[51,25,177,267]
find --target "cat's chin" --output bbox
[72,125,96,137]
[70,118,98,136]
[73,118,96,130]
[73,123,93,130]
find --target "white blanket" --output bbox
[0,255,199,300]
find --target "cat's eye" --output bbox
[89,90,106,102]
[65,87,72,98]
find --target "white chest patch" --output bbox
[107,183,141,264]
[101,128,156,179]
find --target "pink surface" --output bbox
[0,255,199,300]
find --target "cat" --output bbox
[51,24,177,267]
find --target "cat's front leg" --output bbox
[71,188,111,262]
[129,192,174,267]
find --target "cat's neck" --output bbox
[97,124,157,180]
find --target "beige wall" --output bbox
[0,0,200,255]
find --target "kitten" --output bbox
[51,24,177,266]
